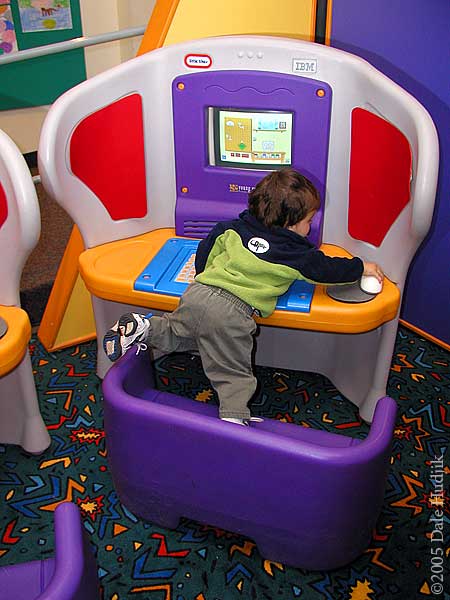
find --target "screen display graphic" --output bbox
[211,108,293,170]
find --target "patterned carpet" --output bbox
[0,325,449,600]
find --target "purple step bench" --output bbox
[0,502,99,600]
[102,350,397,570]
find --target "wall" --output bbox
[118,0,155,61]
[162,0,316,46]
[0,0,155,153]
[330,0,450,346]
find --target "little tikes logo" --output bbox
[184,54,212,68]
[229,183,255,193]
[248,237,270,254]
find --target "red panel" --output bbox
[348,108,412,247]
[0,182,7,229]
[70,94,147,221]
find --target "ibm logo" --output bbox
[292,58,317,74]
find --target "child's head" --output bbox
[248,168,320,230]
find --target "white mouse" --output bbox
[360,275,383,294]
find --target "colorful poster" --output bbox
[18,0,72,32]
[0,3,18,54]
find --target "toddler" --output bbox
[103,168,383,425]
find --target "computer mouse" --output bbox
[360,275,383,294]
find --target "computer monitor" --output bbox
[208,107,293,170]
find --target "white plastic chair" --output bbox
[0,129,50,454]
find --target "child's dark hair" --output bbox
[248,168,320,228]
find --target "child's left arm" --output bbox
[195,221,227,275]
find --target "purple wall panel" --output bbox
[330,0,450,345]
[172,70,332,247]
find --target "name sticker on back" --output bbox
[248,237,270,254]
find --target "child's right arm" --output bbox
[291,248,364,284]
[362,262,384,283]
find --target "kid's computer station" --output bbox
[39,35,437,423]
[37,34,438,571]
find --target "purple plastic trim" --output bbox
[102,349,397,570]
[172,70,332,245]
[0,502,99,600]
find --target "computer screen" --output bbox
[209,107,294,170]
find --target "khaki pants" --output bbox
[146,281,258,419]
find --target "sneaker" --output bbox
[103,312,152,362]
[220,416,264,426]
[221,417,249,426]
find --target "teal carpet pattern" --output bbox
[0,325,449,599]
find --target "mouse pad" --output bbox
[0,317,8,339]
[326,282,376,303]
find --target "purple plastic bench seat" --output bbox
[0,502,99,600]
[102,349,397,570]
[0,558,56,600]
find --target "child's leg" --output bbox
[148,312,198,354]
[196,298,257,420]
[103,283,207,361]
[147,283,222,353]
[103,313,153,361]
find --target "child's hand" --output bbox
[363,262,384,283]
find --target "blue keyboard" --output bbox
[135,238,314,313]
